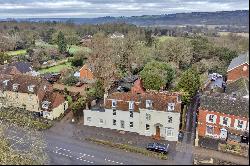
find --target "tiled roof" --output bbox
[226,77,249,97]
[105,91,181,112]
[41,91,65,111]
[200,93,249,118]
[227,52,249,72]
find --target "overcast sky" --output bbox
[0,0,249,18]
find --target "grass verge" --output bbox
[85,137,167,160]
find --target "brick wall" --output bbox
[80,66,94,80]
[131,79,145,94]
[197,109,249,137]
[227,63,249,83]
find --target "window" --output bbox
[87,117,91,122]
[64,103,67,111]
[121,120,125,128]
[177,95,181,103]
[28,85,35,92]
[112,100,117,108]
[42,101,50,109]
[220,116,231,127]
[13,84,19,91]
[99,119,104,124]
[220,128,227,139]
[146,124,150,130]
[166,128,174,137]
[146,113,151,121]
[113,119,116,126]
[146,100,153,109]
[29,95,33,101]
[130,111,133,118]
[130,122,133,128]
[113,109,116,116]
[206,114,217,124]
[168,103,175,111]
[168,116,173,123]
[129,101,134,110]
[3,80,9,86]
[206,125,214,135]
[234,119,245,130]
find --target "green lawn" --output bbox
[36,41,91,55]
[38,62,72,74]
[157,36,176,42]
[6,49,27,56]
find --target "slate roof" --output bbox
[9,61,33,73]
[105,91,182,113]
[200,93,249,118]
[227,52,249,72]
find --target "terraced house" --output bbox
[0,74,68,120]
[197,93,249,145]
[84,91,182,141]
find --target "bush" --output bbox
[62,75,78,86]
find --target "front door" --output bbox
[156,126,160,139]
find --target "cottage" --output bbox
[84,90,182,141]
[79,64,94,83]
[227,52,249,83]
[0,74,68,120]
[197,93,249,145]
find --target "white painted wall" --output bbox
[84,108,180,141]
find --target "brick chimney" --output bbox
[131,78,145,94]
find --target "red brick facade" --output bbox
[197,109,249,139]
[227,63,249,83]
[131,79,146,94]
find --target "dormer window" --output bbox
[42,101,50,109]
[28,85,35,92]
[129,101,134,110]
[220,116,231,127]
[3,80,9,86]
[167,103,175,111]
[146,100,153,109]
[112,100,117,108]
[12,84,19,91]
[234,119,246,130]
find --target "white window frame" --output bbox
[12,84,19,91]
[99,119,104,125]
[113,109,116,116]
[166,128,174,137]
[113,119,116,126]
[129,101,134,110]
[219,116,231,127]
[146,124,150,131]
[120,120,125,129]
[129,111,133,118]
[146,113,151,121]
[3,80,9,86]
[205,125,214,136]
[168,116,173,123]
[87,117,91,122]
[206,114,217,124]
[220,128,227,139]
[29,94,33,101]
[112,100,117,108]
[28,85,35,92]
[167,103,175,111]
[130,122,134,128]
[146,100,152,109]
[234,119,247,130]
[42,101,50,109]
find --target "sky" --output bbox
[0,0,249,18]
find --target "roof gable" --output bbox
[227,52,249,72]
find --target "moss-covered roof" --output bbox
[226,78,249,97]
[200,93,249,118]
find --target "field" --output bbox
[36,41,91,55]
[218,32,249,38]
[38,62,72,74]
[6,49,27,56]
[157,36,176,42]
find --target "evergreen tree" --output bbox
[57,31,67,53]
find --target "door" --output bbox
[156,126,160,138]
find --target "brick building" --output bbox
[79,64,94,82]
[197,93,249,145]
[227,52,249,83]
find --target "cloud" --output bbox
[0,0,248,18]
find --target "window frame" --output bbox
[166,127,174,137]
[146,113,151,121]
[120,120,125,129]
[167,103,175,111]
[168,116,173,123]
[146,124,150,131]
[130,122,134,128]
[146,100,152,109]
[113,109,116,116]
[129,101,134,110]
[113,119,116,126]
[87,117,91,122]
[112,100,117,108]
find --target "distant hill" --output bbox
[1,10,249,27]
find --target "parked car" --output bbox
[146,143,169,154]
